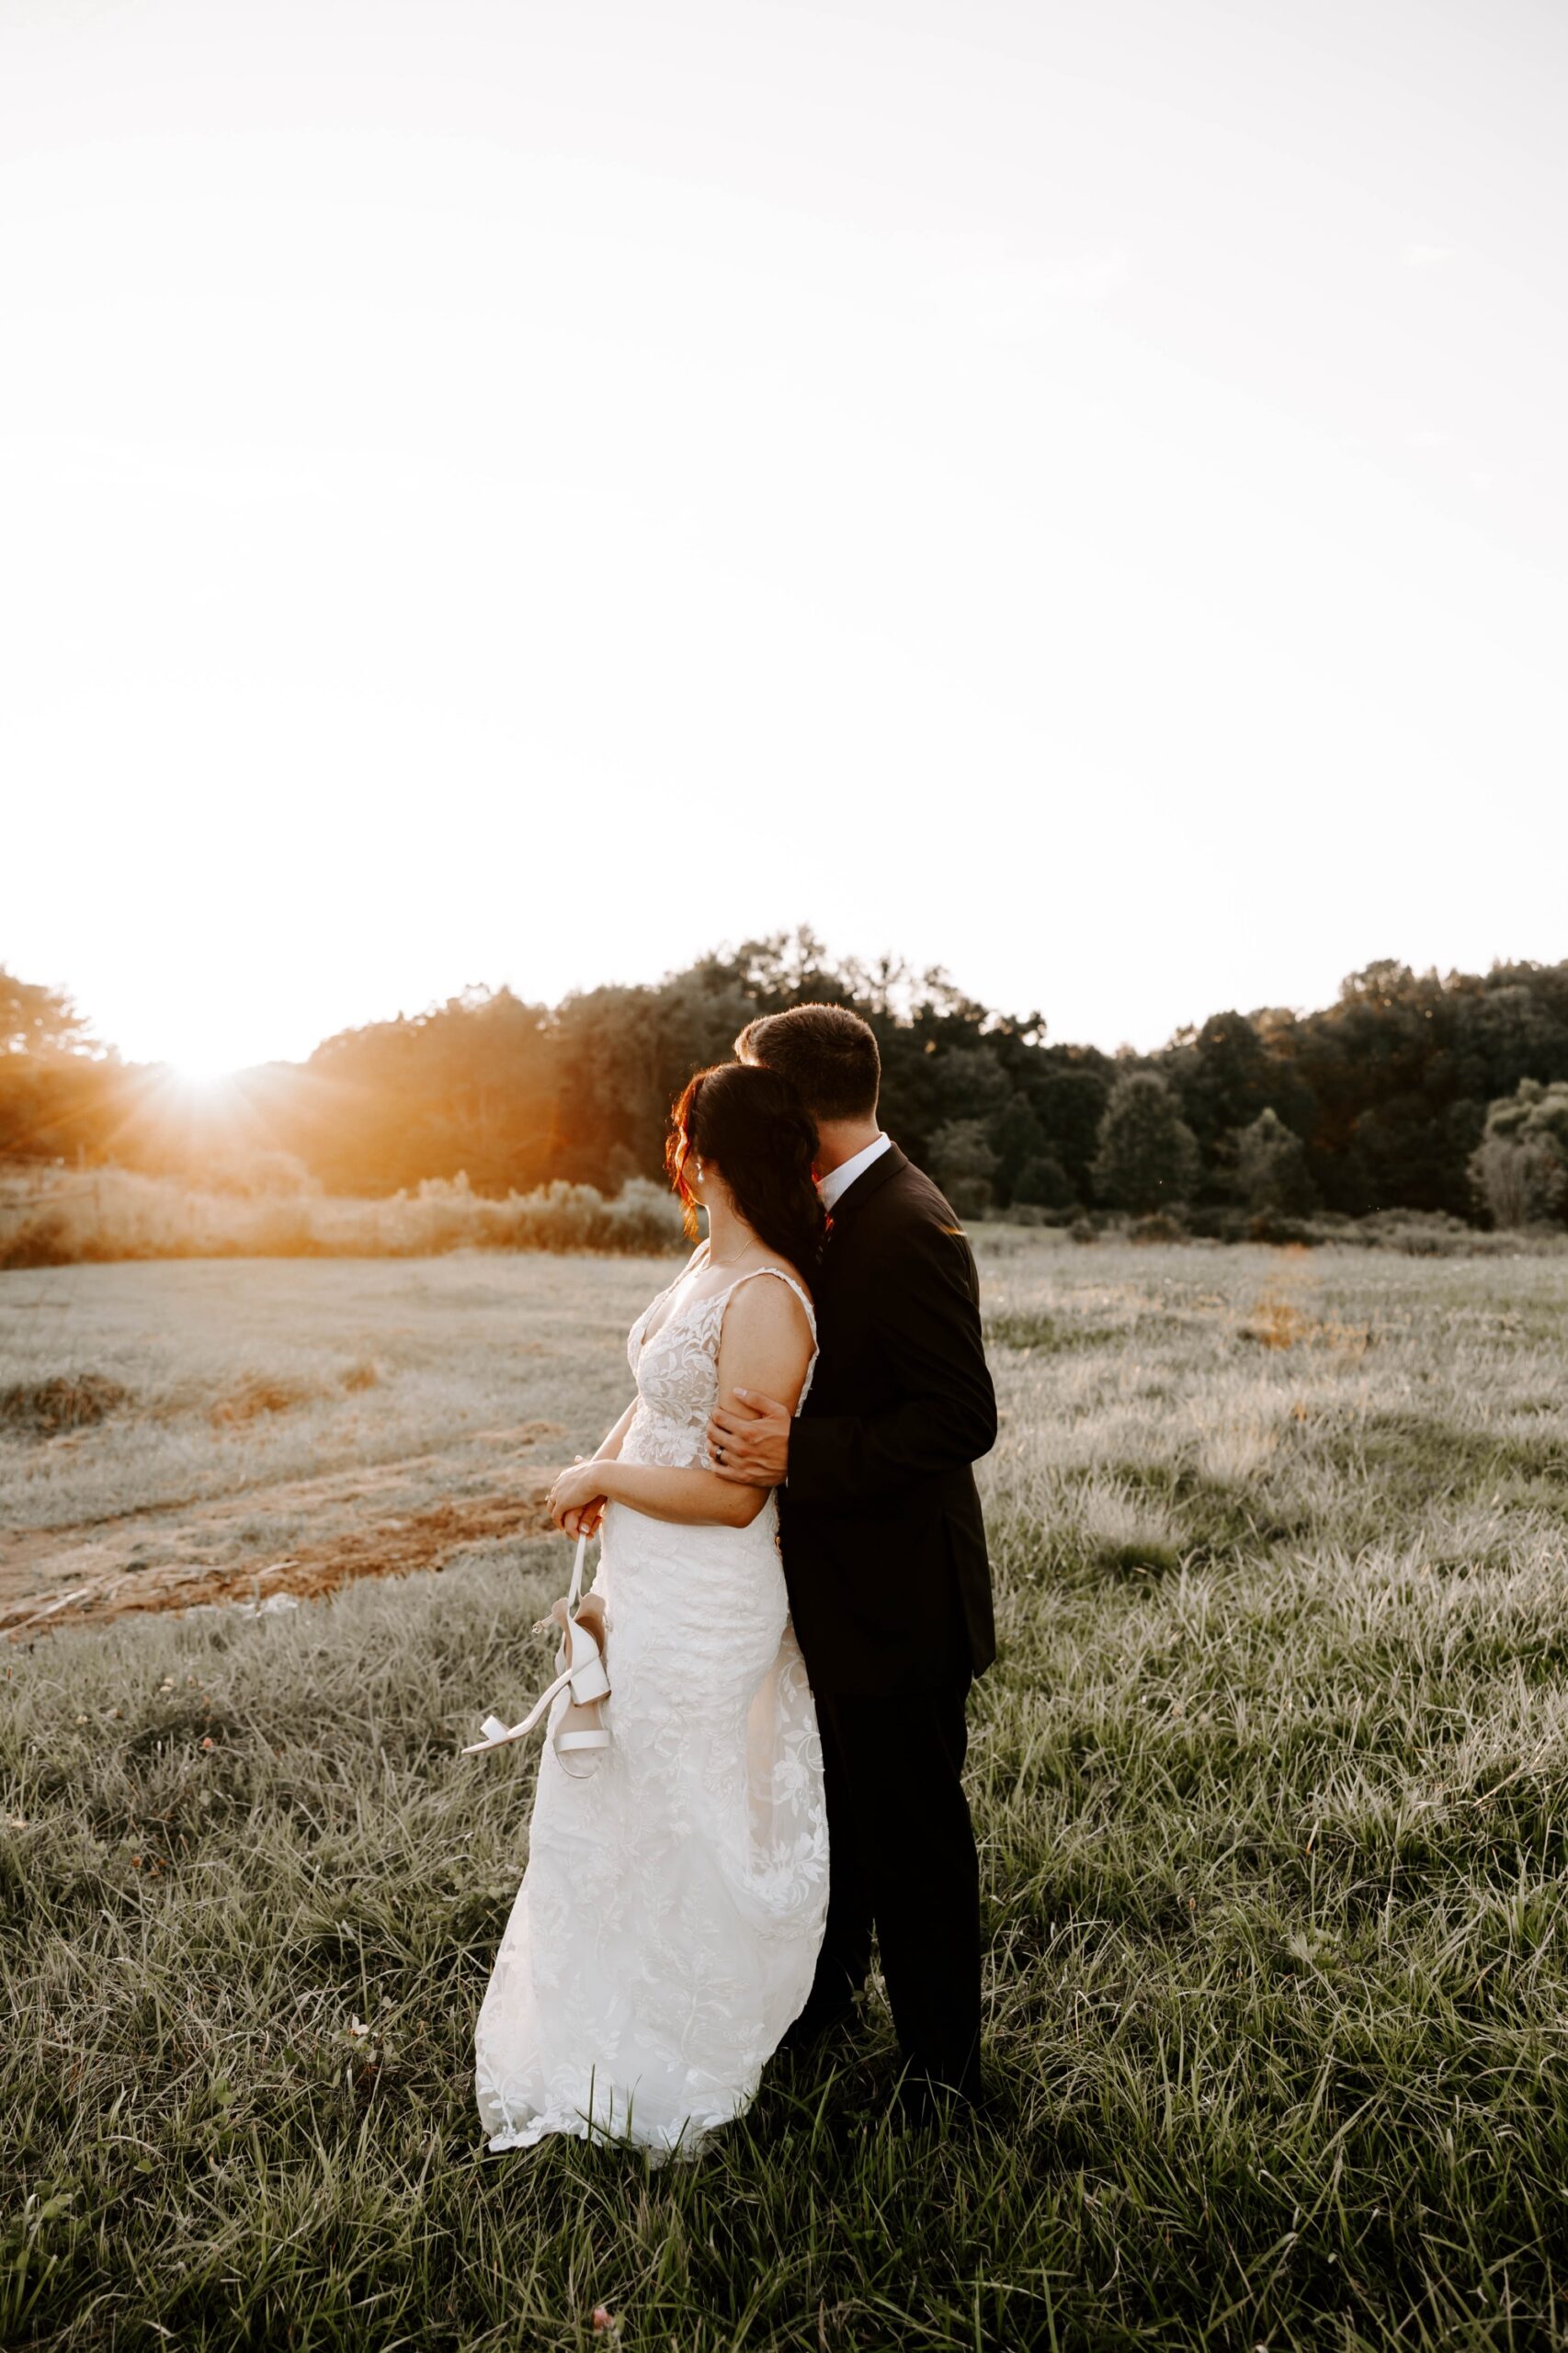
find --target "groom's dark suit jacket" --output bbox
[780,1143,997,1698]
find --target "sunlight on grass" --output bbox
[5,1233,1568,2347]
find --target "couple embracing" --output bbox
[472,1004,998,2157]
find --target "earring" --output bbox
[695,1158,705,1181]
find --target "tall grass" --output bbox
[9,1166,1563,1273]
[6,1239,1568,2348]
[0,1168,685,1270]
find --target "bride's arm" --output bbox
[557,1399,639,1538]
[550,1283,813,1532]
[594,1459,766,1529]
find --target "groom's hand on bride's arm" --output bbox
[707,1392,790,1487]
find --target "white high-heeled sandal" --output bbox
[463,1531,610,1777]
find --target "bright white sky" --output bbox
[3,0,1565,1074]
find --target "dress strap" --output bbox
[718,1264,818,1340]
[716,1267,820,1416]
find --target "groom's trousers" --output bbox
[805,1674,983,2100]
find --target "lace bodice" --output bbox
[622,1246,818,1472]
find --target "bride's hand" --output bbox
[548,1458,608,1529]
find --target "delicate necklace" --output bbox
[707,1233,762,1269]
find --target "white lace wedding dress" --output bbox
[474,1249,829,2160]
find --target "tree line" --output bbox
[4,938,1567,1228]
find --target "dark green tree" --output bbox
[1166,1010,1312,1163]
[991,1094,1049,1203]
[1229,1107,1318,1215]
[1012,1153,1076,1209]
[1026,1063,1113,1199]
[926,1119,999,1219]
[1091,1073,1201,1213]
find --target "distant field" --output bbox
[0,1253,663,1630]
[6,1233,1568,2349]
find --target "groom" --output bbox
[708,1004,997,2110]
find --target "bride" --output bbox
[472,1061,829,2159]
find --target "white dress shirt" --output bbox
[818,1131,892,1212]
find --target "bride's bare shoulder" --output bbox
[718,1264,815,1363]
[746,1257,815,1308]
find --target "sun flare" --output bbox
[161,1058,243,1093]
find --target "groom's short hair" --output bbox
[735,1003,881,1123]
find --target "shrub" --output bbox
[1245,1211,1318,1246]
[0,1165,687,1267]
[1129,1211,1187,1245]
[1469,1080,1568,1229]
[0,1372,133,1434]
[0,1211,71,1269]
[602,1178,687,1254]
[203,1149,321,1199]
[1322,1209,1529,1257]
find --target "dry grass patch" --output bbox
[0,1374,134,1437]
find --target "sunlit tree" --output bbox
[0,966,91,1057]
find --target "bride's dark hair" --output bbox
[665,1063,825,1276]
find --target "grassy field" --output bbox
[6,1232,1568,2350]
[0,1255,676,1631]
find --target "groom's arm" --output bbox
[710,1220,997,1506]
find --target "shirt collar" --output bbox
[818,1131,892,1212]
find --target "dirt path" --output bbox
[0,1423,564,1639]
